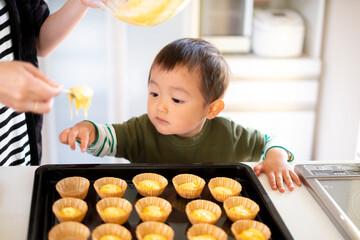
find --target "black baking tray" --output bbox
[28,163,294,240]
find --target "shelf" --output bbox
[225,55,322,80]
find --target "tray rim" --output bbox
[28,162,294,240]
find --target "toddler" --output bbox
[59,38,302,192]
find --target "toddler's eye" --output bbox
[172,98,184,104]
[150,92,158,97]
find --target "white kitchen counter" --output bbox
[0,162,345,240]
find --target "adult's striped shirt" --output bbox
[0,0,31,166]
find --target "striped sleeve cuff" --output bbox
[86,122,117,157]
[261,134,294,162]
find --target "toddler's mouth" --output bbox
[156,117,169,125]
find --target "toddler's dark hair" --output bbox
[150,38,230,104]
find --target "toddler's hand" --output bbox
[253,148,302,193]
[59,121,97,152]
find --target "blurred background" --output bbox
[40,0,360,164]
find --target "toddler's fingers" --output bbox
[275,172,285,193]
[59,129,71,144]
[266,172,277,191]
[290,171,302,186]
[253,162,264,176]
[282,170,294,191]
[68,129,80,150]
[79,129,90,153]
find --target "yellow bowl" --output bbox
[93,0,192,26]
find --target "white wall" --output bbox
[314,0,360,160]
[41,1,198,164]
[40,1,360,163]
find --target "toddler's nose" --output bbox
[156,99,168,114]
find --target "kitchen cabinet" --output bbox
[214,0,326,160]
[40,0,326,163]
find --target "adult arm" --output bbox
[36,0,98,57]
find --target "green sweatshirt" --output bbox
[110,114,265,163]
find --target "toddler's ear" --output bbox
[206,99,224,119]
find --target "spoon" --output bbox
[62,88,76,98]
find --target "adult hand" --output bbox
[0,61,62,113]
[80,0,103,8]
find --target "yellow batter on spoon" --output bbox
[67,86,93,119]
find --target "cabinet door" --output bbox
[223,79,318,110]
[221,110,316,161]
[222,79,318,161]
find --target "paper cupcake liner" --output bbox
[56,176,90,200]
[48,221,90,240]
[135,196,172,222]
[185,199,222,225]
[136,221,174,240]
[208,177,242,202]
[52,197,88,222]
[94,177,128,199]
[96,197,132,225]
[187,223,227,240]
[172,174,205,199]
[231,220,271,240]
[223,196,260,222]
[132,173,168,197]
[92,223,132,240]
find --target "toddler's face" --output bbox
[147,65,211,138]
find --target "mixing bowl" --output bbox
[90,0,191,26]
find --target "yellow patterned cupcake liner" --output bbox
[187,223,227,240]
[56,176,90,200]
[48,221,90,240]
[223,196,260,222]
[94,177,128,199]
[92,223,132,240]
[172,174,205,199]
[52,197,88,223]
[135,196,172,222]
[231,220,271,240]
[208,177,242,202]
[96,197,132,225]
[185,199,222,225]
[132,173,168,197]
[136,221,174,240]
